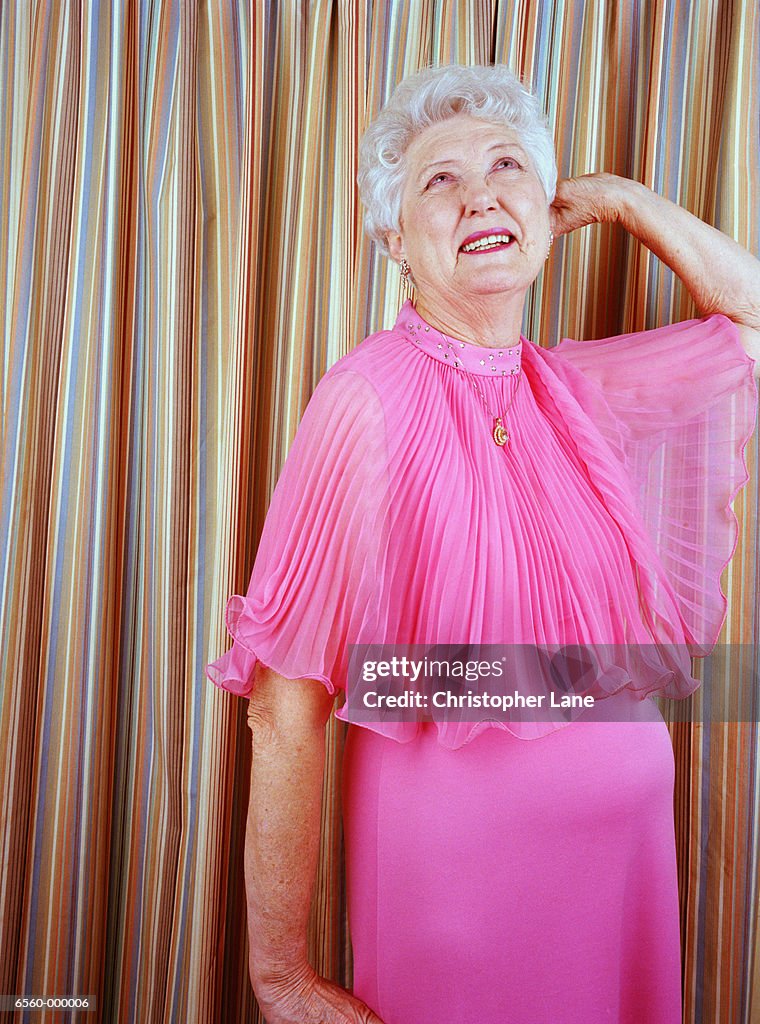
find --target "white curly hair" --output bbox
[358,64,557,256]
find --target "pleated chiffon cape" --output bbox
[206,302,757,747]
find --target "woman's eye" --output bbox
[496,157,519,170]
[427,173,451,187]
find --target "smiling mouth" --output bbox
[460,233,514,254]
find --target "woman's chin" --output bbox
[456,269,539,296]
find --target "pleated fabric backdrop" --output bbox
[0,2,757,1022]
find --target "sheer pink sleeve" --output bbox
[549,314,757,650]
[205,370,389,697]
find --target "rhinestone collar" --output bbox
[395,300,522,377]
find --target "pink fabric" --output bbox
[343,693,682,1024]
[205,303,756,1023]
[206,302,756,747]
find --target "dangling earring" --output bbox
[545,232,554,260]
[400,258,412,282]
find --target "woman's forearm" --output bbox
[243,670,386,1023]
[611,176,760,331]
[245,669,334,991]
[551,173,760,371]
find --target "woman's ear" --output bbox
[386,230,404,263]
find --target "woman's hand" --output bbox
[255,962,385,1023]
[549,172,626,237]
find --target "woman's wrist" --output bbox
[595,173,648,226]
[251,955,315,1001]
[550,172,642,236]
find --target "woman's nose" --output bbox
[461,175,498,215]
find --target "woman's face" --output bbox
[386,114,551,318]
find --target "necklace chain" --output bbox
[466,370,522,447]
[417,320,522,448]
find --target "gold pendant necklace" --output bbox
[467,372,521,447]
[492,418,510,447]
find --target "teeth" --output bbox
[461,233,513,253]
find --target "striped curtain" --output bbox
[0,2,757,1022]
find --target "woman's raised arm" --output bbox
[550,172,760,376]
[245,665,384,1023]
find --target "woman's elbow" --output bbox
[247,663,336,742]
[735,323,760,379]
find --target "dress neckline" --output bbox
[394,299,523,378]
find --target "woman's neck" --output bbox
[413,294,524,349]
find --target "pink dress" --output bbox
[206,302,757,1023]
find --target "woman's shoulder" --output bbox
[295,326,407,444]
[317,323,410,398]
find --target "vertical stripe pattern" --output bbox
[0,2,757,1021]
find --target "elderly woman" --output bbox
[207,65,759,1023]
